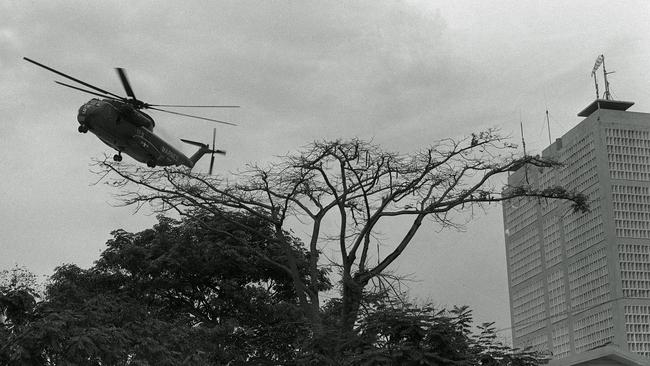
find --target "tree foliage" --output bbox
[0,214,552,365]
[0,213,325,365]
[340,302,548,365]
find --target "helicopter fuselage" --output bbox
[77,98,194,168]
[24,56,230,172]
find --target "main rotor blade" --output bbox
[148,106,238,126]
[147,104,240,108]
[209,155,215,175]
[55,81,122,100]
[212,128,216,149]
[116,68,137,100]
[24,57,125,100]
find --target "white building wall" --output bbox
[503,106,650,360]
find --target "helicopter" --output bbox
[24,57,238,174]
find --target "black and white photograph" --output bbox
[2,1,650,364]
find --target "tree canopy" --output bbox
[1,133,586,364]
[0,212,327,365]
[1,213,550,365]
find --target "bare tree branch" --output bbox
[95,130,588,334]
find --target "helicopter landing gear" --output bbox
[146,161,156,168]
[78,124,89,133]
[113,153,123,162]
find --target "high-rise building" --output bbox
[502,99,650,365]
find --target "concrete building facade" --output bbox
[502,99,650,364]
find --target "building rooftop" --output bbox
[577,99,635,117]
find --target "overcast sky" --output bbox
[2,0,650,340]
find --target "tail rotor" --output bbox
[180,127,225,173]
[208,128,226,174]
[209,128,216,175]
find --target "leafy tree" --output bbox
[0,266,43,365]
[349,303,549,366]
[98,132,587,342]
[298,294,550,365]
[0,212,327,365]
[0,215,551,365]
[0,265,40,327]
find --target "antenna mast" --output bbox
[591,54,603,99]
[591,54,615,100]
[520,121,527,156]
[545,110,552,145]
[602,55,615,100]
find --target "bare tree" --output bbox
[96,129,587,338]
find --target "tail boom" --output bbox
[180,138,225,170]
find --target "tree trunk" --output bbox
[341,272,368,334]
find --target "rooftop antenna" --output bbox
[602,55,615,100]
[591,54,603,99]
[545,110,552,145]
[520,120,527,156]
[520,118,531,183]
[591,54,615,100]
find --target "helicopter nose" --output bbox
[77,101,96,123]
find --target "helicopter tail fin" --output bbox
[181,135,225,173]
